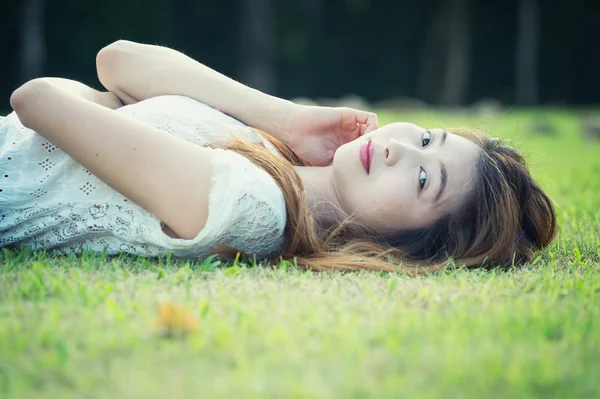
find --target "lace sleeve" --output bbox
[139,148,287,259]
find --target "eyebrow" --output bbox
[434,131,448,204]
[435,163,447,204]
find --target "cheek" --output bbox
[377,169,413,202]
[354,178,414,228]
[374,185,412,220]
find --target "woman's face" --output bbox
[332,122,481,235]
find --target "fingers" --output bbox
[352,109,379,135]
[359,121,377,136]
[363,119,378,134]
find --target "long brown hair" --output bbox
[213,128,557,275]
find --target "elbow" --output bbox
[97,40,136,66]
[10,79,46,111]
[10,79,53,127]
[96,40,137,91]
[10,86,27,114]
[171,218,208,241]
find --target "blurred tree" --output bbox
[417,0,471,106]
[1,0,599,108]
[440,0,470,106]
[19,0,46,83]
[239,0,276,93]
[156,0,179,46]
[516,0,539,104]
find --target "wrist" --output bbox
[247,90,298,145]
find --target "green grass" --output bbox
[1,109,599,398]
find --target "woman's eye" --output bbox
[422,131,431,147]
[419,167,427,189]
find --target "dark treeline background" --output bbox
[2,0,599,111]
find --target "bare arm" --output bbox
[10,79,212,240]
[38,78,124,110]
[96,40,295,145]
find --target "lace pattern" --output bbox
[0,96,286,258]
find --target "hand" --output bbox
[286,105,379,166]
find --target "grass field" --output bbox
[1,109,599,398]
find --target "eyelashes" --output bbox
[422,130,431,147]
[419,130,431,190]
[419,167,427,189]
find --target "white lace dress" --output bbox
[0,95,286,259]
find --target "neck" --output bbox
[294,166,347,229]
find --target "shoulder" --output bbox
[212,149,285,211]
[205,148,287,255]
[128,147,287,258]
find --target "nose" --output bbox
[384,139,420,167]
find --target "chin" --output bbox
[331,145,360,199]
[333,140,358,167]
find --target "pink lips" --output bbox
[360,140,374,174]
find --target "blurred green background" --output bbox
[2,0,599,112]
[2,2,600,398]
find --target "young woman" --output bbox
[1,40,556,273]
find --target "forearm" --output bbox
[10,79,212,240]
[34,78,123,110]
[96,40,295,144]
